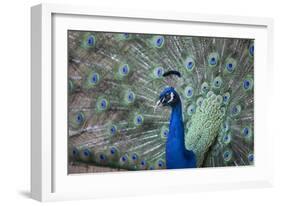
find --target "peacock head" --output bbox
[155,87,180,110]
[154,70,182,111]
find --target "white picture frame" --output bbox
[31,3,274,202]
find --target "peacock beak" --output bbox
[154,98,164,112]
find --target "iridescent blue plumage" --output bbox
[159,87,196,168]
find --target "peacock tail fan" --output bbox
[68,31,254,173]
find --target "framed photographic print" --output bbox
[31,3,274,201]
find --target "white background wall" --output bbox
[0,0,280,205]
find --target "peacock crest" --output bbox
[68,31,254,173]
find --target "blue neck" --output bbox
[165,96,197,168]
[169,100,184,143]
[170,102,183,124]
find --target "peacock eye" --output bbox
[231,104,241,117]
[81,33,96,49]
[244,80,250,88]
[83,149,90,157]
[241,126,252,141]
[184,57,195,71]
[249,44,254,57]
[222,133,231,144]
[208,52,219,67]
[226,63,233,72]
[154,67,164,78]
[184,86,193,98]
[92,74,97,82]
[210,57,216,64]
[110,148,115,154]
[223,150,232,162]
[127,91,135,102]
[131,153,138,161]
[153,36,164,48]
[96,97,109,111]
[91,73,99,83]
[225,58,237,73]
[157,160,164,168]
[242,77,253,91]
[122,65,128,74]
[72,147,78,157]
[157,38,162,45]
[160,126,169,140]
[248,153,254,163]
[87,35,95,46]
[76,115,81,122]
[221,121,229,132]
[196,97,204,107]
[243,127,249,136]
[149,166,154,170]
[75,112,85,125]
[123,33,129,39]
[109,125,117,136]
[101,100,107,108]
[100,154,105,160]
[213,76,223,88]
[87,72,100,86]
[224,135,229,141]
[187,104,196,116]
[124,90,135,105]
[201,82,209,94]
[222,92,230,105]
[134,114,144,126]
[224,151,229,158]
[121,156,127,162]
[118,64,130,77]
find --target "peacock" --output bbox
[68,31,254,173]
